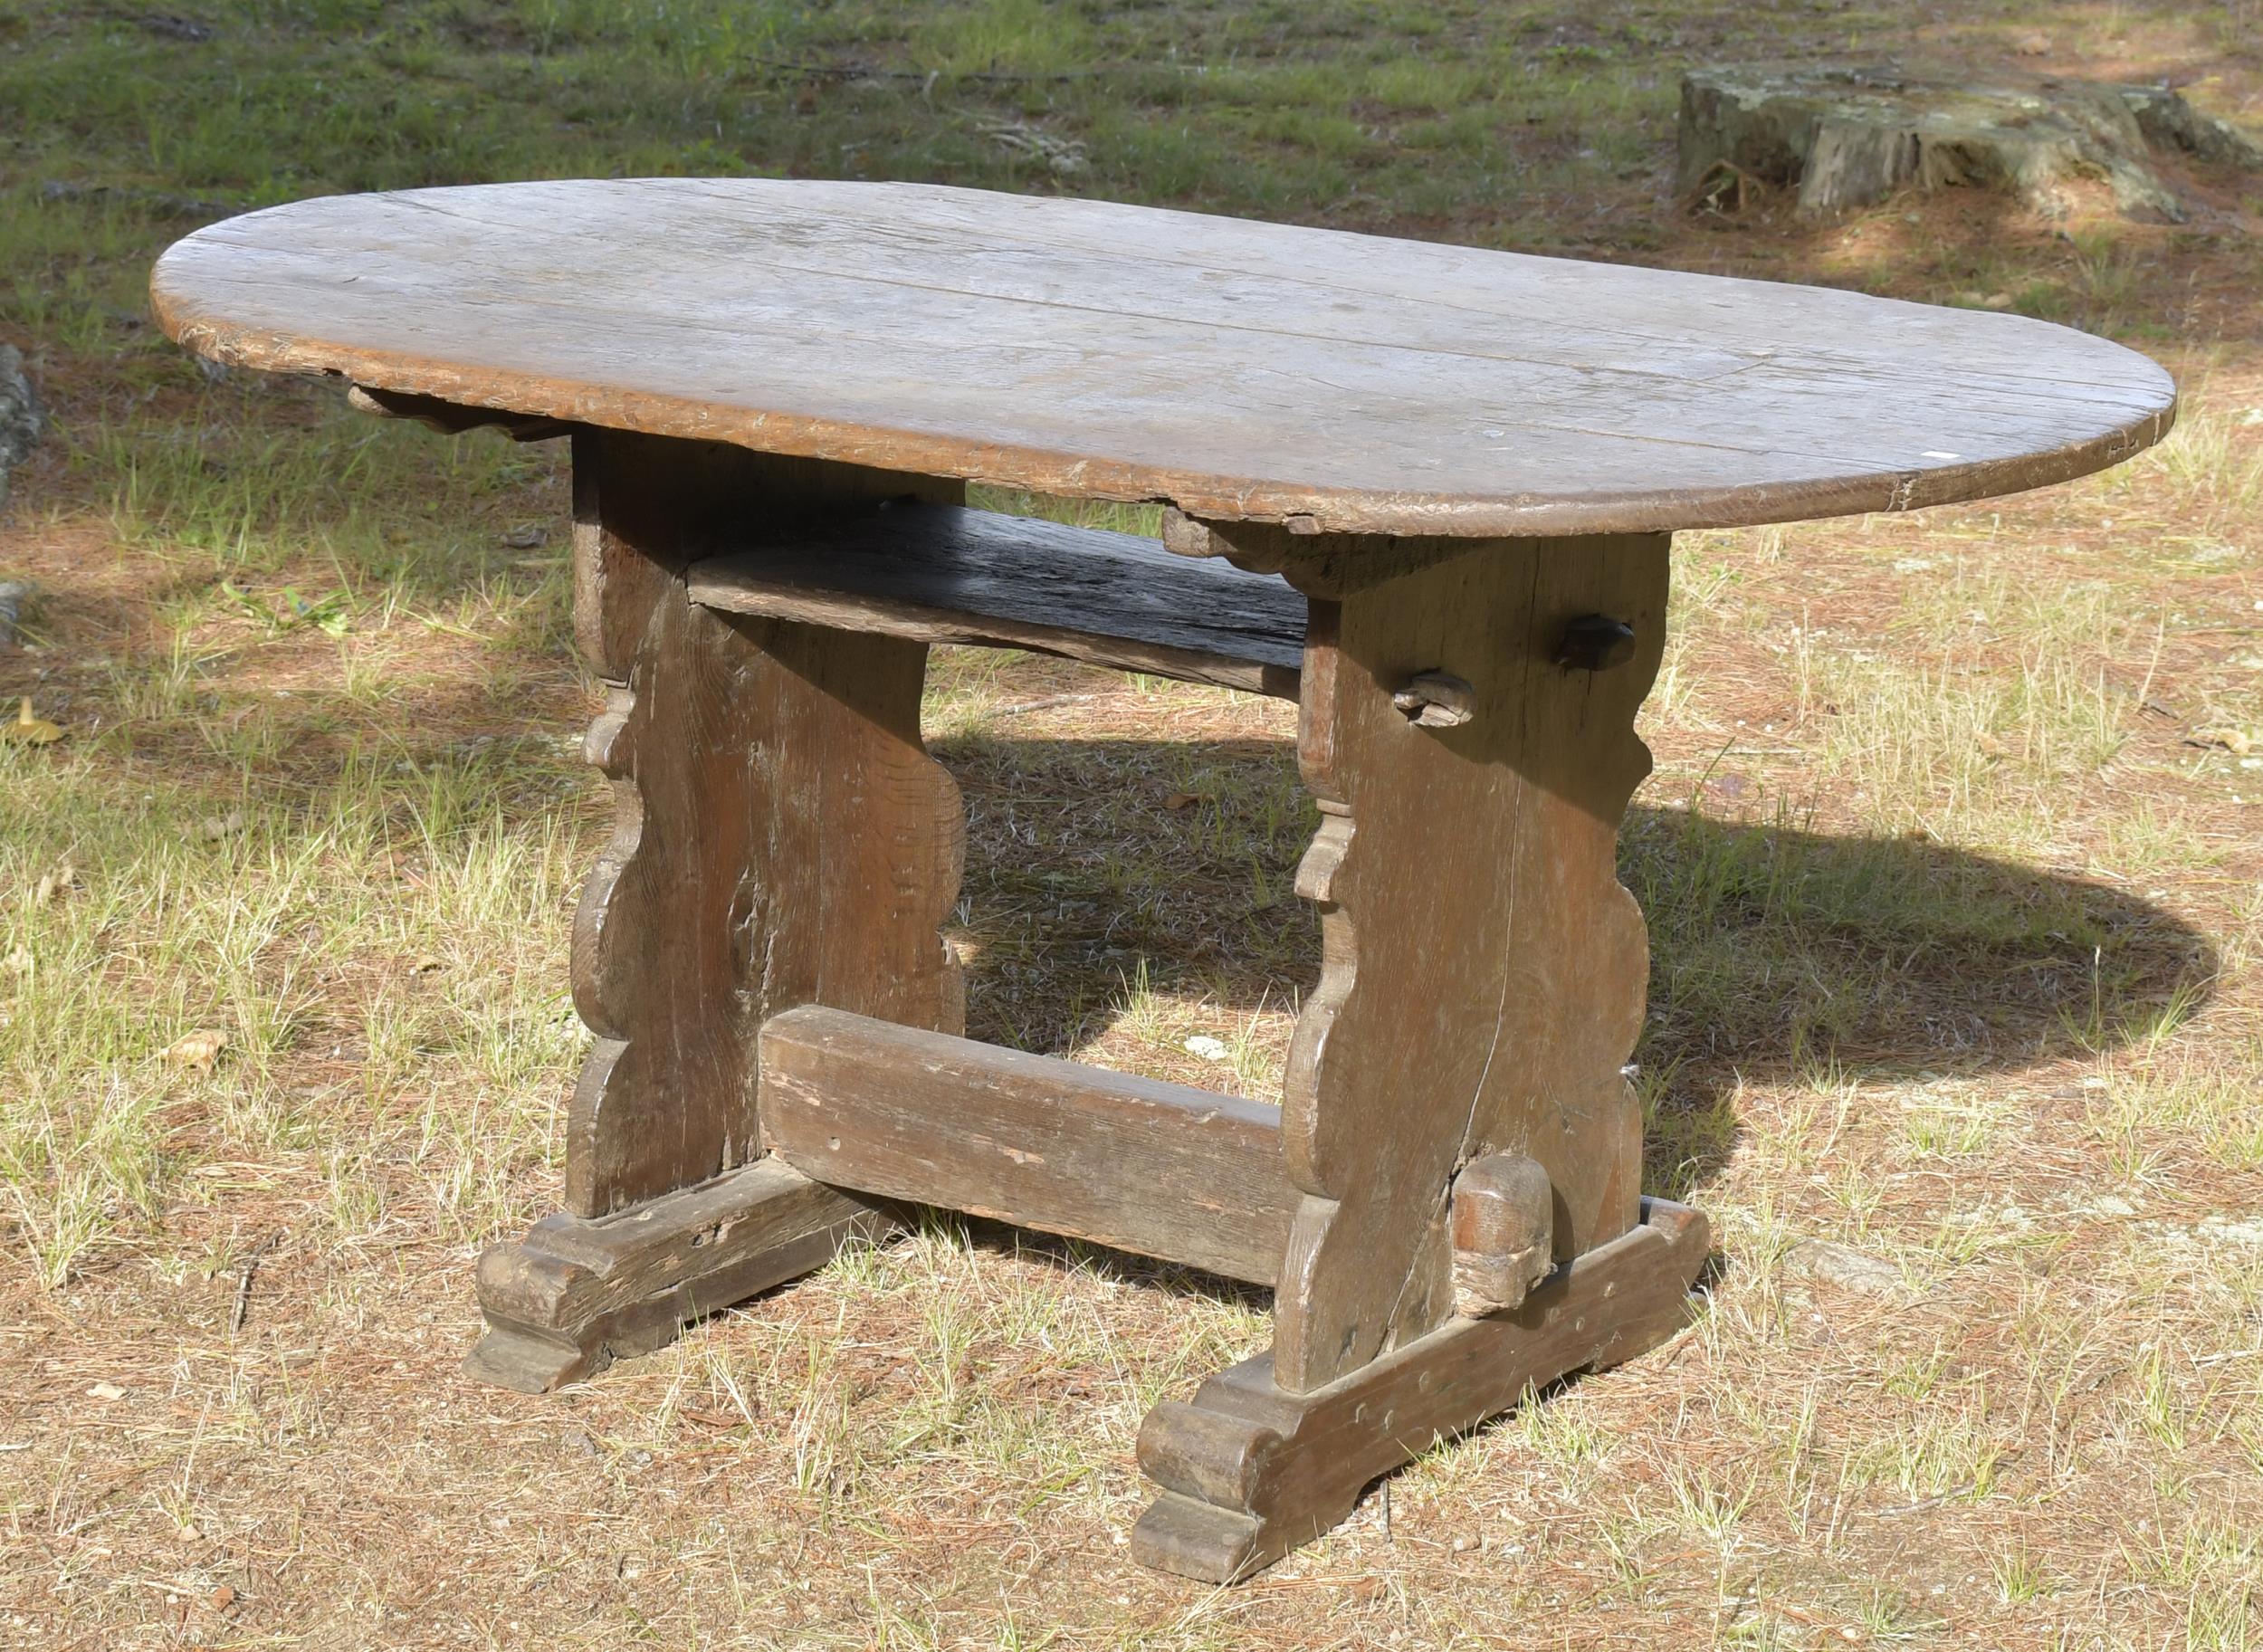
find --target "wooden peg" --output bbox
[1391,670,1474,728]
[1450,1153,1554,1317]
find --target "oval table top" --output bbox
[151,178,2175,539]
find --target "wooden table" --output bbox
[152,179,2174,1583]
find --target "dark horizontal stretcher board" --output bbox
[758,1006,1299,1286]
[686,501,1306,696]
[150,178,2177,539]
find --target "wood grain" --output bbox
[1132,1198,1712,1582]
[150,178,2174,539]
[759,1007,1297,1283]
[687,501,1303,696]
[1268,531,1667,1391]
[567,431,968,1215]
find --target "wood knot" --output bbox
[1553,615,1637,673]
[1391,670,1474,728]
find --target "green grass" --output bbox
[0,0,1685,250]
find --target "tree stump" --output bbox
[1678,63,2263,222]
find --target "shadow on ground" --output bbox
[944,734,2219,1256]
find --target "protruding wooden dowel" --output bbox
[1450,1153,1554,1317]
[1391,670,1475,728]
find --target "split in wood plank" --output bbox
[1246,527,1669,1392]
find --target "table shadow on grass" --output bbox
[937,734,2217,1303]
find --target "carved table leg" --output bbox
[466,432,965,1390]
[1132,526,1701,1579]
[1136,1198,1710,1581]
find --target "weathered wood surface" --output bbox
[687,501,1303,697]
[465,1158,886,1392]
[565,431,968,1215]
[1680,64,2263,223]
[1132,1198,1711,1583]
[150,178,2173,539]
[1234,526,1669,1393]
[758,1007,1298,1284]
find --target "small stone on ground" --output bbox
[1785,1237,1915,1300]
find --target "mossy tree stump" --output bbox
[1678,63,2263,222]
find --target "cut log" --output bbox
[1678,63,2262,222]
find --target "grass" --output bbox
[4,0,2263,1647]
